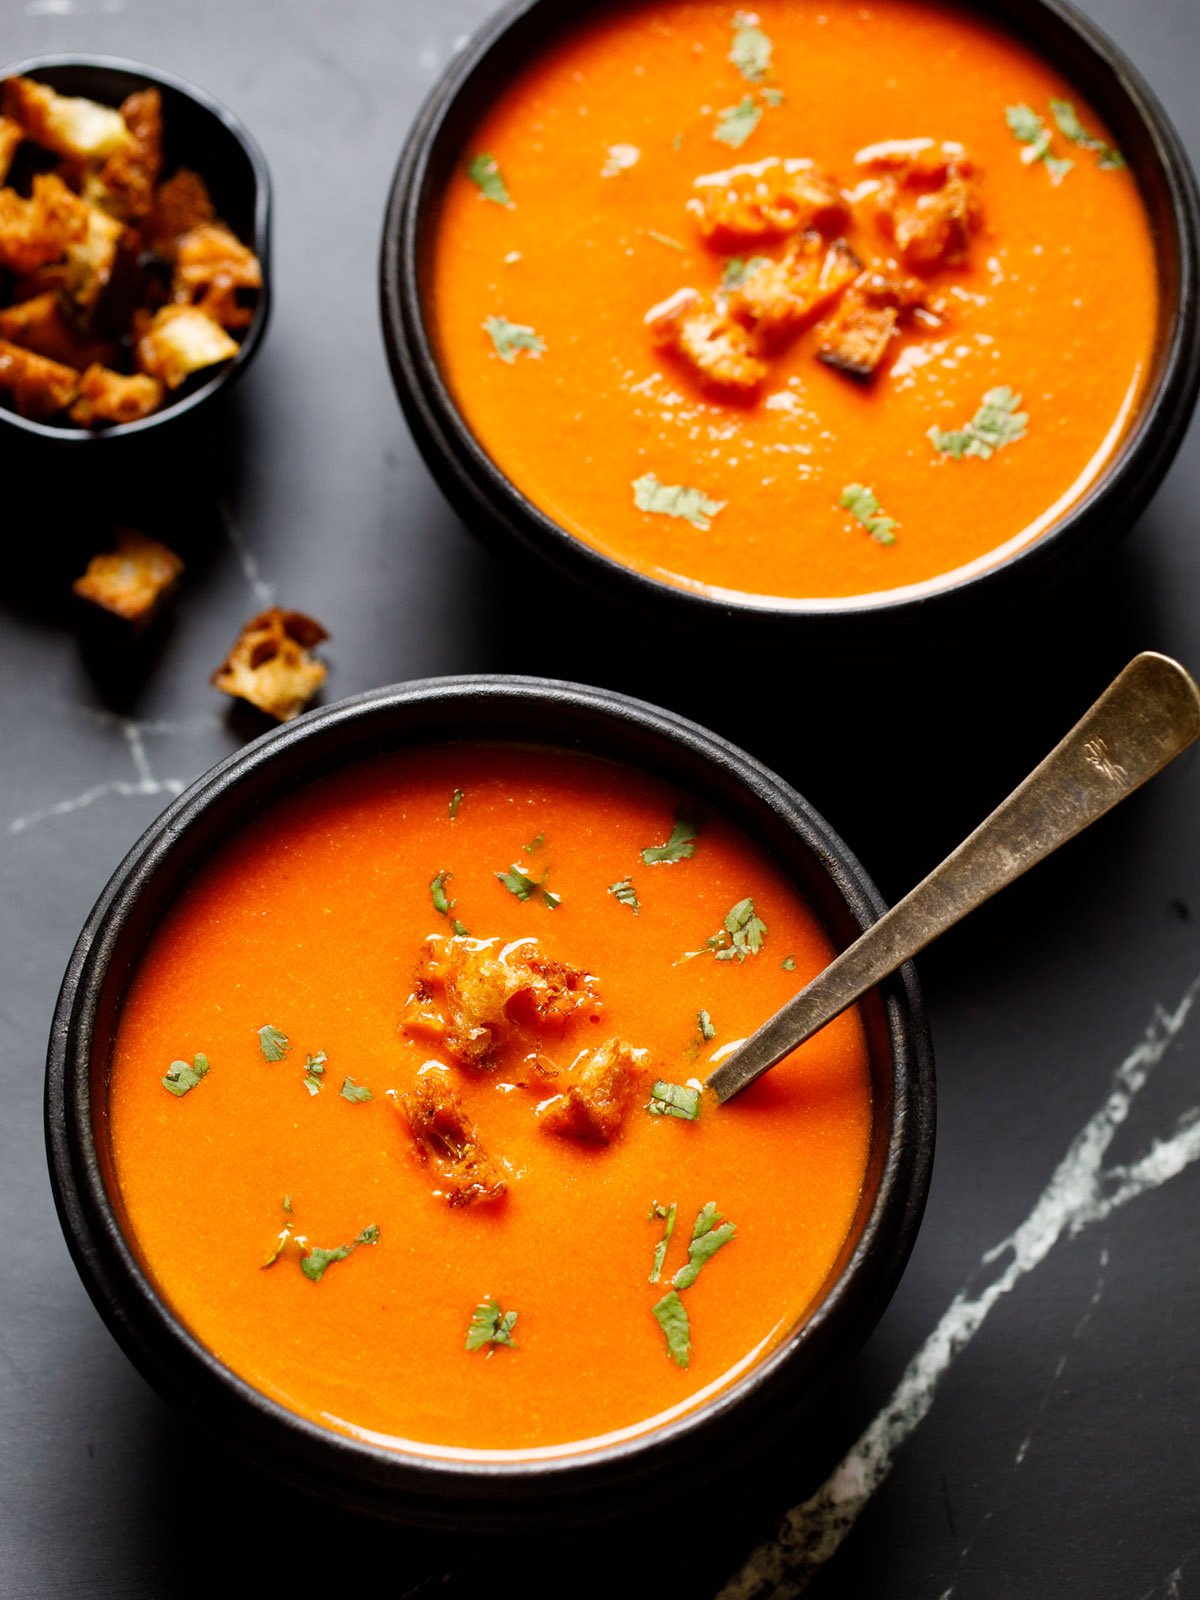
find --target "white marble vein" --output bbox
[718,980,1200,1600]
[217,495,274,608]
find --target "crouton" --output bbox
[401,1070,507,1207]
[135,303,239,388]
[72,528,182,620]
[145,167,214,257]
[0,292,116,368]
[727,234,861,343]
[0,336,79,418]
[70,365,164,426]
[690,160,848,250]
[538,1037,645,1144]
[646,287,768,394]
[211,608,328,722]
[858,141,981,272]
[817,269,940,379]
[173,222,262,329]
[0,116,22,184]
[86,88,163,221]
[0,172,88,276]
[3,76,133,162]
[62,201,125,311]
[402,933,603,1071]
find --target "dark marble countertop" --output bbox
[2,1,1198,1595]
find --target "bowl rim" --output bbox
[0,51,272,444]
[379,0,1200,628]
[45,674,935,1522]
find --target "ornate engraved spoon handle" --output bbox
[708,652,1200,1104]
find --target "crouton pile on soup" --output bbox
[107,745,873,1451]
[429,0,1157,604]
[0,76,260,427]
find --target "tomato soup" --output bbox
[108,747,872,1453]
[430,0,1158,604]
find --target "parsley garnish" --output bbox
[646,228,686,252]
[466,152,513,206]
[721,255,768,290]
[673,1202,737,1290]
[633,474,724,531]
[730,13,773,82]
[497,862,560,909]
[649,1201,677,1284]
[781,955,796,972]
[258,1024,289,1062]
[929,387,1028,460]
[162,1052,210,1097]
[761,86,785,106]
[1005,104,1073,183]
[484,316,545,363]
[652,1289,692,1368]
[697,1009,716,1040]
[648,1080,702,1120]
[714,96,762,148]
[1050,98,1124,168]
[685,898,767,962]
[449,788,465,817]
[523,833,545,853]
[609,878,640,914]
[300,1224,379,1283]
[303,1050,327,1096]
[840,483,898,546]
[282,1194,293,1213]
[431,870,470,936]
[340,1076,372,1104]
[642,810,700,865]
[465,1296,519,1353]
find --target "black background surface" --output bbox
[2,1,1198,1596]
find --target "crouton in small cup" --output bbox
[0,55,270,442]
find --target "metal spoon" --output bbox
[707,651,1200,1105]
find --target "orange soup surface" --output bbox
[109,747,873,1454]
[431,0,1158,604]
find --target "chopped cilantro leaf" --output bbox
[649,1200,677,1284]
[467,152,513,206]
[761,86,785,106]
[647,228,686,252]
[697,1009,716,1040]
[781,955,796,972]
[730,14,773,82]
[717,897,768,961]
[609,877,640,914]
[452,919,470,937]
[300,1223,378,1283]
[642,809,700,865]
[162,1052,210,1097]
[465,1296,519,1353]
[1051,98,1124,167]
[356,1224,380,1245]
[721,254,769,290]
[257,1024,289,1063]
[497,862,559,909]
[341,1076,373,1104]
[633,473,724,530]
[714,96,761,148]
[929,386,1028,460]
[840,483,898,546]
[648,1079,702,1120]
[484,316,545,363]
[282,1194,293,1213]
[303,1050,327,1096]
[652,1289,691,1368]
[449,788,465,817]
[1005,104,1073,182]
[673,1202,737,1290]
[523,833,545,854]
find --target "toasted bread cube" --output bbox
[136,304,239,389]
[173,222,261,329]
[0,292,116,368]
[816,290,898,379]
[728,234,861,342]
[0,337,79,418]
[211,607,328,722]
[70,365,163,426]
[859,141,980,272]
[3,76,133,161]
[62,202,125,311]
[401,1070,507,1207]
[145,167,214,257]
[538,1038,644,1144]
[85,88,163,221]
[72,528,182,619]
[0,115,22,183]
[690,160,848,251]
[0,172,88,275]
[646,286,768,394]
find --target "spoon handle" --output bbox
[708,652,1200,1104]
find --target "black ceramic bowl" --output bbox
[380,0,1200,654]
[0,54,271,443]
[46,676,934,1528]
